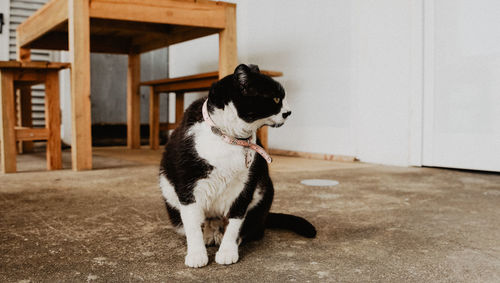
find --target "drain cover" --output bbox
[300,179,339,187]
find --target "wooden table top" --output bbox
[17,0,235,54]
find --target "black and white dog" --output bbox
[159,64,316,268]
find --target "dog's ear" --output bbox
[234,64,251,95]
[248,64,260,73]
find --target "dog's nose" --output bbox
[282,111,292,119]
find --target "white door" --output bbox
[423,0,500,172]
[0,1,9,60]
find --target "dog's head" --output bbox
[209,64,291,131]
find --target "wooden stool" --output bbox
[141,70,282,150]
[0,61,69,173]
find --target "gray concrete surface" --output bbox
[1,148,499,282]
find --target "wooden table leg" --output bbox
[257,127,268,150]
[175,92,184,127]
[218,4,237,78]
[149,87,159,150]
[69,0,92,170]
[17,47,33,153]
[0,71,17,173]
[127,53,141,149]
[44,70,62,170]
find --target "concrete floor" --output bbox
[1,147,499,282]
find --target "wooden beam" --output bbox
[257,127,268,151]
[141,70,282,86]
[132,26,220,53]
[26,31,133,54]
[16,0,68,48]
[89,0,226,29]
[127,53,141,149]
[175,92,185,126]
[16,42,33,153]
[69,0,93,170]
[12,70,46,83]
[153,77,216,93]
[44,70,62,170]
[14,128,49,141]
[18,86,34,152]
[218,4,237,78]
[159,123,179,131]
[0,71,17,173]
[149,88,159,150]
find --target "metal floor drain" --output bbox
[300,179,339,187]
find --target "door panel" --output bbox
[423,0,500,172]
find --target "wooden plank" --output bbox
[149,88,160,150]
[141,70,282,86]
[15,47,33,153]
[89,0,226,29]
[18,86,34,152]
[175,92,185,126]
[0,61,70,70]
[27,31,133,54]
[0,62,22,68]
[154,77,216,93]
[160,123,179,131]
[14,128,50,141]
[0,71,17,173]
[44,71,62,170]
[69,0,93,170]
[218,4,237,78]
[141,71,218,86]
[132,26,220,53]
[13,71,46,83]
[257,127,268,151]
[269,149,356,162]
[16,0,68,48]
[127,53,141,149]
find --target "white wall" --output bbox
[169,0,423,166]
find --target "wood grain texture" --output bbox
[257,127,268,151]
[89,0,226,29]
[16,46,33,153]
[16,0,68,48]
[18,86,33,153]
[44,71,62,170]
[69,0,93,170]
[175,92,185,127]
[127,53,141,149]
[149,88,159,150]
[0,71,17,173]
[14,128,49,141]
[218,4,237,78]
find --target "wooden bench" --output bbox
[0,61,69,173]
[141,70,283,150]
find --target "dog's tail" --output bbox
[266,213,316,238]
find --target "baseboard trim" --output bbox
[269,149,356,162]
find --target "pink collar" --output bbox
[202,99,272,165]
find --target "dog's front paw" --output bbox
[185,250,208,268]
[215,247,239,265]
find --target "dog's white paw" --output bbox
[185,250,208,268]
[215,247,239,265]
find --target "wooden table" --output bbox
[16,0,237,170]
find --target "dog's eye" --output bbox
[273,98,280,104]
